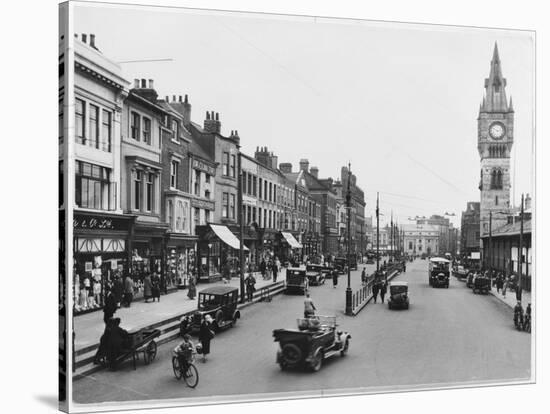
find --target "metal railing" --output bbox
[350,263,403,315]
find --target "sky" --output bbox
[73,2,534,228]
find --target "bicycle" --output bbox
[172,349,199,388]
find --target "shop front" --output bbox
[196,224,249,283]
[130,222,169,297]
[73,211,134,314]
[276,231,303,265]
[165,234,197,289]
[303,232,321,259]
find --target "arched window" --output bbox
[166,200,173,230]
[490,170,497,189]
[496,170,503,189]
[490,169,503,189]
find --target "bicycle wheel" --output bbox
[172,356,183,380]
[184,363,199,388]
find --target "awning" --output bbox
[210,224,249,251]
[281,232,302,249]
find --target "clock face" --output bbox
[489,122,505,139]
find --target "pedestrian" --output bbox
[380,281,387,303]
[102,289,117,324]
[515,284,523,302]
[198,314,215,362]
[123,275,134,308]
[143,273,152,303]
[372,279,380,303]
[273,259,279,283]
[361,267,367,286]
[187,274,196,300]
[496,274,504,293]
[245,272,256,302]
[304,292,317,318]
[222,261,231,284]
[151,272,161,302]
[260,258,267,280]
[112,275,123,308]
[502,276,508,298]
[332,269,338,288]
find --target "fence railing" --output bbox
[350,263,403,315]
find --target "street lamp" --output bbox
[345,163,353,315]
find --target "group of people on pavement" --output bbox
[259,257,281,282]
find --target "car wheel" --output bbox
[214,310,224,329]
[311,349,323,372]
[281,344,302,365]
[232,314,238,327]
[340,339,350,357]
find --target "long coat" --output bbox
[143,275,152,298]
[151,274,161,298]
[112,278,123,303]
[198,321,213,355]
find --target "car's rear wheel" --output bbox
[281,344,302,365]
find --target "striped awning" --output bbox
[281,232,302,249]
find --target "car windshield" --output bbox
[390,286,408,294]
[198,294,222,310]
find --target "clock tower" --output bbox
[478,43,514,238]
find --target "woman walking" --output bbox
[372,279,380,303]
[143,274,152,303]
[198,314,215,362]
[332,269,338,288]
[151,272,161,302]
[380,281,388,304]
[187,274,196,300]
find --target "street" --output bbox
[74,259,530,404]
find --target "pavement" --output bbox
[454,274,532,309]
[73,271,284,351]
[73,259,531,405]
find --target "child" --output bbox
[174,334,196,368]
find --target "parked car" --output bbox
[305,265,326,286]
[388,281,409,310]
[334,257,357,274]
[273,315,351,372]
[285,268,309,294]
[473,275,491,294]
[184,286,241,333]
[454,265,469,278]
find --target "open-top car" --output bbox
[305,265,326,286]
[454,265,469,278]
[285,268,309,294]
[273,316,351,372]
[388,281,409,310]
[185,286,241,333]
[473,274,491,294]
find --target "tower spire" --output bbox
[482,42,508,112]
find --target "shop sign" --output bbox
[74,214,131,231]
[191,198,215,210]
[192,159,216,176]
[243,195,257,206]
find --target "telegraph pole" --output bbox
[518,194,524,301]
[376,193,380,273]
[238,152,245,304]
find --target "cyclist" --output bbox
[174,334,196,372]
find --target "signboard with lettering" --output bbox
[243,195,257,206]
[191,198,215,210]
[74,214,131,232]
[192,159,216,176]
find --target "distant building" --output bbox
[460,202,480,259]
[403,224,440,257]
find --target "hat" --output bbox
[205,314,213,323]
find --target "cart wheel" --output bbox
[172,356,183,380]
[184,363,199,388]
[311,349,323,372]
[145,341,157,364]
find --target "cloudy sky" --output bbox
[74,2,534,228]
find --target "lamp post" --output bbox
[517,194,524,301]
[345,163,353,315]
[237,152,245,304]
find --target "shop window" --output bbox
[143,117,151,145]
[75,161,112,210]
[101,109,112,152]
[75,98,85,145]
[131,111,140,140]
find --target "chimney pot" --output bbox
[134,79,140,89]
[90,34,96,48]
[206,111,210,120]
[141,79,146,88]
[173,95,176,102]
[81,33,87,43]
[215,112,219,121]
[178,95,182,102]
[165,96,169,102]
[148,79,154,89]
[184,94,188,103]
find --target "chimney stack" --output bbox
[134,79,140,89]
[148,79,154,89]
[165,95,169,102]
[279,163,293,174]
[178,95,182,103]
[81,33,87,43]
[310,166,319,178]
[203,110,221,134]
[89,34,96,48]
[299,159,309,172]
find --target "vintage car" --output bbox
[454,265,469,278]
[184,286,241,333]
[333,257,358,274]
[473,275,491,294]
[285,268,309,294]
[273,316,351,372]
[305,265,326,286]
[428,257,450,288]
[388,281,409,309]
